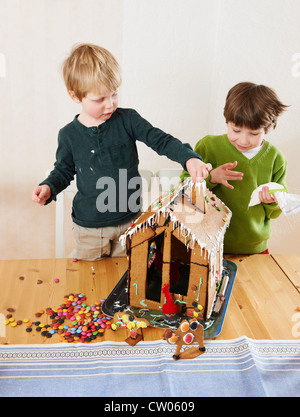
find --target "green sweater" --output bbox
[41,108,202,228]
[181,134,287,254]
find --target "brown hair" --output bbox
[224,82,288,133]
[62,43,122,100]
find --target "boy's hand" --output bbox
[259,186,278,204]
[32,185,51,206]
[186,158,212,183]
[210,161,243,189]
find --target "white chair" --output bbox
[55,178,77,258]
[139,168,155,211]
[139,169,154,192]
[44,170,77,258]
[158,168,183,192]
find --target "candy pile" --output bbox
[4,293,113,343]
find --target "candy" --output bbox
[130,330,137,339]
[183,333,194,344]
[180,321,190,332]
[9,292,108,344]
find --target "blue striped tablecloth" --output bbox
[0,337,299,397]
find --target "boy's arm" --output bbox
[129,110,210,179]
[37,132,76,205]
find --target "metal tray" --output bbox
[102,259,237,339]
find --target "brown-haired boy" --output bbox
[32,43,211,261]
[181,82,288,254]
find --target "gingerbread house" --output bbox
[120,179,232,321]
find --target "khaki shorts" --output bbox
[72,216,137,261]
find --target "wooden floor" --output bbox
[1,254,300,345]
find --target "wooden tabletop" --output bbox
[1,254,300,345]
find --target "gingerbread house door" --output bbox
[169,227,209,315]
[128,228,168,311]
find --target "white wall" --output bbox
[122,0,300,254]
[0,0,123,259]
[0,0,299,259]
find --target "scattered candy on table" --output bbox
[3,293,111,344]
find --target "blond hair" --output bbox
[62,43,122,100]
[224,82,288,133]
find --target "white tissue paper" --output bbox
[248,182,300,216]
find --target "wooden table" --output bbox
[1,254,300,345]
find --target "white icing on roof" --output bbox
[120,179,232,256]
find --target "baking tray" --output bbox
[102,259,237,339]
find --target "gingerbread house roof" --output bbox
[120,179,232,257]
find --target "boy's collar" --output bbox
[73,110,118,135]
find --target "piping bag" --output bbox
[248,182,300,215]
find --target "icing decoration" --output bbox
[196,278,202,302]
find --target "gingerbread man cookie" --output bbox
[163,318,205,360]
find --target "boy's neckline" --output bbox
[241,141,264,159]
[73,110,118,131]
[226,134,268,163]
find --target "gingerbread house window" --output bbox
[169,234,191,297]
[146,233,164,302]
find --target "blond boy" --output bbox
[32,44,211,261]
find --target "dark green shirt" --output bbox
[41,108,202,228]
